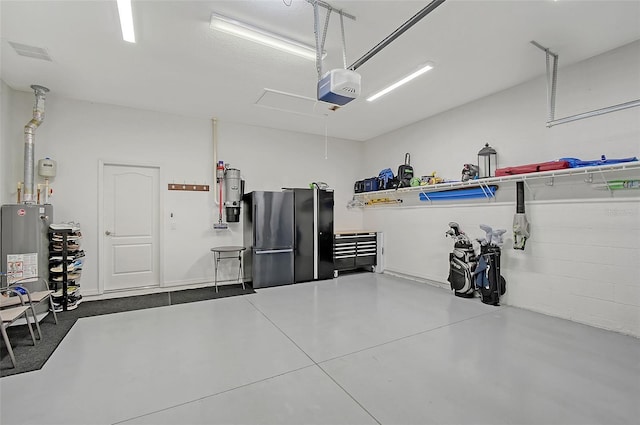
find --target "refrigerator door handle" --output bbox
[253,204,258,246]
[255,249,293,254]
[313,187,318,280]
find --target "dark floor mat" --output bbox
[170,284,254,305]
[0,316,75,378]
[1,284,254,377]
[69,293,171,319]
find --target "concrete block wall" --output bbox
[362,40,640,336]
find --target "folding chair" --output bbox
[1,288,37,368]
[2,278,58,340]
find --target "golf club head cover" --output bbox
[479,224,493,243]
[448,222,462,236]
[492,229,507,246]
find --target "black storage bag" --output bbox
[364,177,379,192]
[354,180,365,193]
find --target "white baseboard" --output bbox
[83,278,244,302]
[384,269,450,290]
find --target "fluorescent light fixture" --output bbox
[210,12,322,61]
[366,63,434,102]
[117,0,136,43]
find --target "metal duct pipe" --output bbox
[23,85,50,204]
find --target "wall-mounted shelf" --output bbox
[351,162,640,208]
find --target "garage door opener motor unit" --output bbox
[317,69,361,106]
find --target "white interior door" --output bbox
[103,164,160,292]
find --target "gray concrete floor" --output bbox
[1,273,639,424]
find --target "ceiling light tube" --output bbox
[210,12,323,61]
[117,0,136,43]
[367,63,434,102]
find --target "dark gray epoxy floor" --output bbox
[1,273,638,424]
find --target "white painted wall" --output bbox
[0,80,15,206]
[362,41,640,336]
[1,92,364,295]
[216,120,363,230]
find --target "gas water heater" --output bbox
[224,168,242,222]
[1,85,52,310]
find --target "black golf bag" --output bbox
[446,222,477,298]
[475,244,506,306]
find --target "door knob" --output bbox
[105,230,112,236]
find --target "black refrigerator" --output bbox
[242,191,295,288]
[286,188,334,282]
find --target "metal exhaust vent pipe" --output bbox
[23,84,49,204]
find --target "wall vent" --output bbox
[9,41,53,62]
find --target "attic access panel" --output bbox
[255,88,339,117]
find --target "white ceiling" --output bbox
[1,0,639,141]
